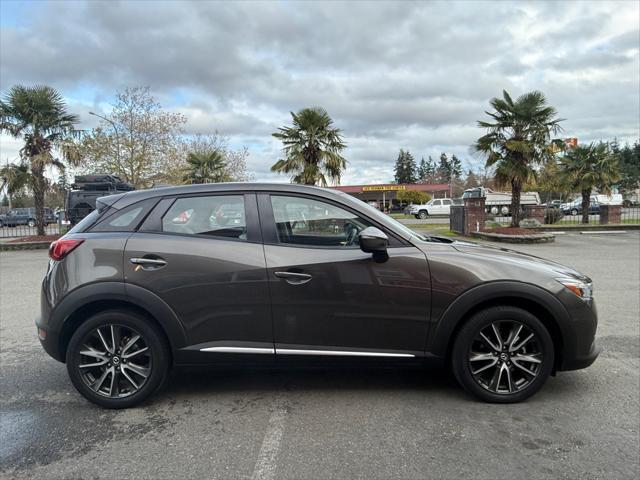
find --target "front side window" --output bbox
[162,195,247,240]
[270,195,372,247]
[433,200,442,206]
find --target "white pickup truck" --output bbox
[409,198,460,219]
[462,187,541,215]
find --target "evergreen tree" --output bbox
[436,153,451,183]
[417,157,427,182]
[450,154,463,179]
[394,149,417,184]
[425,156,436,183]
[464,169,479,190]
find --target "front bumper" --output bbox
[560,339,601,371]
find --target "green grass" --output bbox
[388,213,408,219]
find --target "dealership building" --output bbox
[332,183,451,209]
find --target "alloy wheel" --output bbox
[76,324,152,398]
[468,320,543,394]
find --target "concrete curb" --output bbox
[0,241,50,251]
[535,224,640,232]
[470,231,555,244]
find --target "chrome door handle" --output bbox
[130,257,167,270]
[274,271,312,285]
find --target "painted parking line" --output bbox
[580,231,628,234]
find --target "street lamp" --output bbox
[89,111,121,164]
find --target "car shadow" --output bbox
[161,364,463,398]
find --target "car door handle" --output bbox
[130,257,167,270]
[274,271,312,285]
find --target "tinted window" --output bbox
[271,195,372,247]
[433,200,442,206]
[91,198,157,232]
[443,199,452,206]
[68,209,100,234]
[162,195,247,240]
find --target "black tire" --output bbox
[27,219,36,227]
[418,210,428,219]
[66,310,170,409]
[451,306,554,403]
[570,208,578,216]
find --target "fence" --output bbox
[0,219,64,238]
[487,206,640,227]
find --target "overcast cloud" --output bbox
[1,0,638,183]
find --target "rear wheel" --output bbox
[66,310,170,408]
[451,306,554,403]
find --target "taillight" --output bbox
[49,238,84,261]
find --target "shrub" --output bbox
[544,208,563,224]
[397,190,431,205]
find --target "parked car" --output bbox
[0,207,57,227]
[561,199,601,216]
[543,200,563,209]
[409,198,458,218]
[38,183,599,408]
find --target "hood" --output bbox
[450,241,591,282]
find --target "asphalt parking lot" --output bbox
[1,232,639,480]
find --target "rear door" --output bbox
[126,192,273,362]
[441,199,453,215]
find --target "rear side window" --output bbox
[161,195,247,240]
[67,209,101,234]
[90,198,157,232]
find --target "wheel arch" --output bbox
[52,282,186,363]
[427,281,571,371]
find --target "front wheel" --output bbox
[27,219,36,227]
[418,210,428,219]
[66,310,170,409]
[570,208,578,216]
[451,306,554,403]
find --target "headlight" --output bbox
[556,278,593,300]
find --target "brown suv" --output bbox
[37,183,599,408]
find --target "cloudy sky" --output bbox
[1,0,638,184]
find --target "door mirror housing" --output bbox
[359,226,389,254]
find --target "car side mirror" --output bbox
[359,226,389,254]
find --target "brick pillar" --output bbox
[599,205,622,225]
[463,197,486,234]
[523,205,546,224]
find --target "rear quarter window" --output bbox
[89,198,158,233]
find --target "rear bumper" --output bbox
[35,317,65,363]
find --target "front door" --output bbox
[259,193,431,358]
[126,192,273,362]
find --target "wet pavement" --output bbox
[1,232,638,479]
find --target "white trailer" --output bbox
[462,187,541,215]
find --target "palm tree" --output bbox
[271,107,347,186]
[182,150,229,184]
[0,162,30,209]
[557,142,621,224]
[0,85,80,235]
[476,90,563,227]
